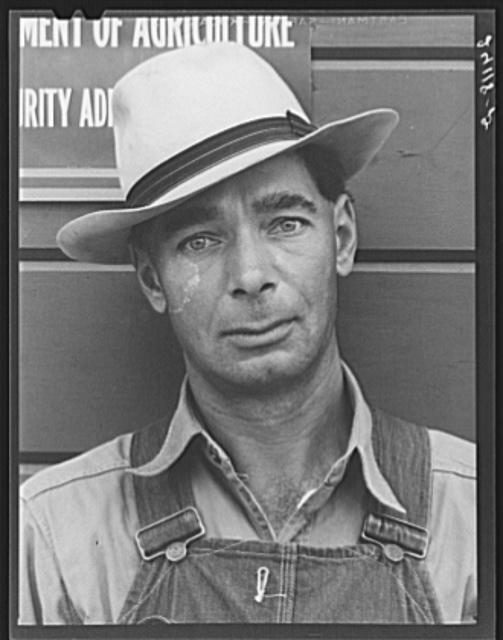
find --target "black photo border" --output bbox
[7,4,498,640]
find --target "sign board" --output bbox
[18,14,312,201]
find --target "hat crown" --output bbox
[112,43,308,195]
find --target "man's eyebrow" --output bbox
[252,191,317,215]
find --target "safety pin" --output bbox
[254,566,286,604]
[254,566,270,603]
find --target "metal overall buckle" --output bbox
[361,512,429,563]
[135,506,206,563]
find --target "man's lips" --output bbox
[221,318,296,337]
[220,318,297,348]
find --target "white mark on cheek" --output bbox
[169,264,201,314]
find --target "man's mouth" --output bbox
[221,318,296,347]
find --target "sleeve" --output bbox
[19,497,83,625]
[427,430,477,624]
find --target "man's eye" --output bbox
[179,235,219,253]
[269,218,307,235]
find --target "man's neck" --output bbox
[186,345,353,533]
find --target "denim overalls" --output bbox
[118,409,443,623]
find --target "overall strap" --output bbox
[361,408,431,560]
[129,417,205,563]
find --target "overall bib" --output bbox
[118,409,443,624]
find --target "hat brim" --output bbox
[57,108,398,264]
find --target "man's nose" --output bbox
[227,230,276,298]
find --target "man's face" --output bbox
[135,153,356,393]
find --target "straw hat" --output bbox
[57,42,399,264]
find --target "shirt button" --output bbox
[383,543,405,563]
[165,541,187,562]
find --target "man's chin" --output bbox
[211,352,314,395]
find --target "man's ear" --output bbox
[333,193,357,277]
[129,243,167,314]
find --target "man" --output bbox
[19,42,476,625]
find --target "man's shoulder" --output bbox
[428,428,476,479]
[373,408,476,486]
[21,432,134,503]
[374,407,475,478]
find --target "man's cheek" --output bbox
[295,254,336,297]
[166,263,201,315]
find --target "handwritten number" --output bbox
[481,107,495,131]
[480,82,495,96]
[476,34,492,48]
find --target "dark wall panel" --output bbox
[19,268,475,455]
[313,66,474,249]
[337,271,475,441]
[19,268,185,453]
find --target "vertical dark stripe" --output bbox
[9,10,21,629]
[474,10,496,637]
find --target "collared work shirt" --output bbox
[19,364,477,624]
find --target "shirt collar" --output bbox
[130,363,405,515]
[340,362,405,514]
[129,379,206,477]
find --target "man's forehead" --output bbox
[181,151,319,210]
